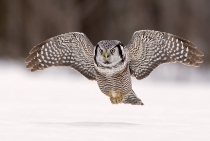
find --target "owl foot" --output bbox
[109,91,123,104]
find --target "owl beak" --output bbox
[104,53,109,58]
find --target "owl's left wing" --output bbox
[126,30,204,80]
[25,32,96,80]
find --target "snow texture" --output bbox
[0,61,210,141]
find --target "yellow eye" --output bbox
[99,49,103,54]
[110,48,115,54]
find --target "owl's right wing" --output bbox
[25,32,96,80]
[126,30,204,80]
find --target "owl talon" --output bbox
[109,91,123,104]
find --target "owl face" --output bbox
[94,40,125,67]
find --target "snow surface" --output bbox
[0,61,210,141]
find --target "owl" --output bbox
[25,30,203,105]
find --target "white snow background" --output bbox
[0,60,210,141]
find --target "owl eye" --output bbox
[110,48,115,54]
[99,49,103,54]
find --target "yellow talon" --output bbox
[109,91,123,104]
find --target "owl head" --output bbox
[94,40,126,67]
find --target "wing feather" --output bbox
[126,30,204,80]
[25,32,96,80]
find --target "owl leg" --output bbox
[122,90,144,105]
[109,91,123,104]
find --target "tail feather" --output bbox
[122,90,144,105]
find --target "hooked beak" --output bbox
[104,53,109,58]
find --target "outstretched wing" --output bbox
[126,30,204,80]
[25,32,96,80]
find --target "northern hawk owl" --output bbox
[25,30,204,105]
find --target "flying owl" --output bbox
[25,30,203,105]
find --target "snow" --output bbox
[0,61,210,141]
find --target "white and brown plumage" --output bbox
[25,30,204,105]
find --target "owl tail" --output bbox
[122,90,144,105]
